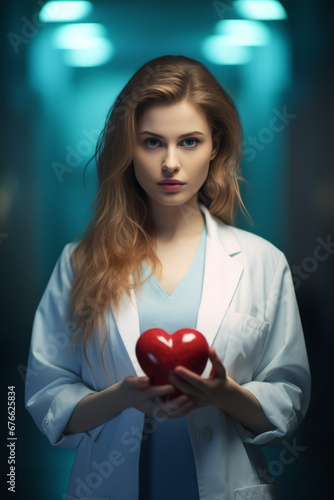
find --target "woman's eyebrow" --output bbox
[139,130,205,139]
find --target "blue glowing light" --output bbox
[52,23,106,48]
[234,1,287,20]
[52,23,113,67]
[39,1,93,23]
[202,36,253,65]
[62,39,113,67]
[215,20,271,46]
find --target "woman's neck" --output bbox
[148,199,205,241]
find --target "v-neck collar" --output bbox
[142,221,207,300]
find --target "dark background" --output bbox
[1,1,333,498]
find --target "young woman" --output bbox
[25,55,311,500]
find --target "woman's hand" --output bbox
[167,347,277,434]
[120,375,196,419]
[167,347,229,409]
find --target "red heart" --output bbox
[135,328,209,396]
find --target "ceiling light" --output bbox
[215,20,271,46]
[39,1,93,23]
[234,1,287,20]
[202,36,253,65]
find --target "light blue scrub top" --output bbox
[137,220,207,500]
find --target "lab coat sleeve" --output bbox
[237,252,311,447]
[24,243,104,449]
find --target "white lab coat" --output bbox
[25,203,311,500]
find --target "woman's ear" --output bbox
[210,146,218,161]
[210,132,222,161]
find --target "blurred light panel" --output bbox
[39,1,93,22]
[202,36,253,65]
[216,20,271,46]
[63,39,113,66]
[234,1,287,20]
[52,23,113,67]
[52,23,106,48]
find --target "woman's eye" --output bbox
[145,138,161,148]
[181,138,199,148]
[144,138,199,148]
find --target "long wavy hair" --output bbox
[69,55,250,377]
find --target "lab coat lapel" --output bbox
[196,224,243,344]
[110,286,145,377]
[196,205,243,376]
[110,203,243,377]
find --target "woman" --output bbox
[25,55,311,500]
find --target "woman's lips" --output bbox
[157,183,185,191]
[157,180,185,184]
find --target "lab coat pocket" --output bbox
[224,312,270,384]
[234,482,281,499]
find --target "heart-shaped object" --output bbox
[135,328,209,396]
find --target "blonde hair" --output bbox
[69,55,250,376]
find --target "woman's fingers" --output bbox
[155,393,188,411]
[166,394,190,406]
[208,347,226,379]
[135,376,151,388]
[127,377,194,417]
[168,374,199,396]
[155,400,195,419]
[152,392,195,419]
[150,383,176,397]
[168,399,196,418]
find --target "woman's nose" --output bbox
[162,146,181,171]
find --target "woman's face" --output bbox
[132,100,217,210]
